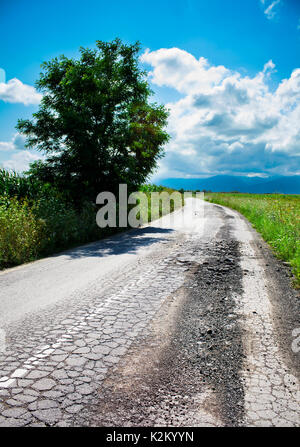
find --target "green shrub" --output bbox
[0,168,51,201]
[33,197,103,255]
[0,198,45,268]
[0,180,184,270]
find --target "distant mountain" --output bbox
[159,175,300,194]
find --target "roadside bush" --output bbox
[33,197,103,255]
[0,176,183,269]
[0,198,45,268]
[0,168,51,201]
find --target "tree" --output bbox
[17,39,169,205]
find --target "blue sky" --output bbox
[0,0,300,178]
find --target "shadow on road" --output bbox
[65,226,174,260]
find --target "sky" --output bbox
[0,0,300,180]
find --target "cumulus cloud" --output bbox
[0,75,42,105]
[141,48,300,178]
[0,133,27,152]
[0,141,14,152]
[3,151,43,172]
[142,48,229,95]
[0,134,44,172]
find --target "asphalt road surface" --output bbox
[0,198,299,427]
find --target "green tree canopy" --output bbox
[17,39,169,205]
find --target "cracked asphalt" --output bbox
[0,198,299,427]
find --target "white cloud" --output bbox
[142,48,300,178]
[0,68,5,83]
[263,0,281,20]
[3,151,43,172]
[0,141,14,152]
[263,60,276,74]
[0,77,42,105]
[0,134,44,172]
[141,48,229,95]
[0,133,26,152]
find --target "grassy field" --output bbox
[205,193,300,288]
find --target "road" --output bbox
[0,198,299,427]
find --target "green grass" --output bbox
[0,198,45,267]
[0,174,183,270]
[0,195,106,269]
[205,193,300,288]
